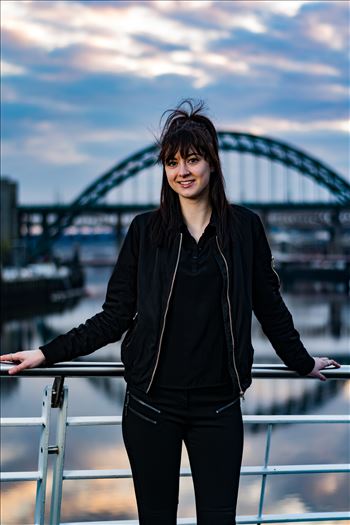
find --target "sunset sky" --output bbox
[1,0,349,203]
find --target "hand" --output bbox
[0,350,46,375]
[307,356,341,381]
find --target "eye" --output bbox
[166,159,177,167]
[188,156,199,164]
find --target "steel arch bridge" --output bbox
[32,131,350,257]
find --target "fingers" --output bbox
[0,353,22,362]
[321,358,341,369]
[0,354,12,361]
[1,353,26,374]
[316,371,327,381]
[327,359,341,368]
[0,354,17,362]
[2,351,45,374]
[8,361,28,375]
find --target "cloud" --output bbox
[1,0,348,204]
[185,7,268,34]
[4,120,142,165]
[1,59,27,76]
[257,1,319,17]
[250,54,339,76]
[0,1,229,87]
[1,1,225,54]
[152,0,214,11]
[301,2,350,51]
[2,84,82,113]
[224,116,349,135]
[1,0,347,88]
[2,120,91,166]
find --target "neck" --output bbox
[178,196,212,231]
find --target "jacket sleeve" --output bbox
[39,217,139,365]
[251,212,315,376]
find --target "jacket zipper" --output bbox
[215,236,244,399]
[124,390,130,416]
[128,392,161,413]
[128,406,157,424]
[146,233,183,393]
[215,395,240,414]
[271,256,281,287]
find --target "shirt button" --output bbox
[192,255,198,259]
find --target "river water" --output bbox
[1,238,349,524]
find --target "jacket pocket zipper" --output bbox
[128,392,161,413]
[128,406,157,425]
[125,313,138,348]
[215,396,240,414]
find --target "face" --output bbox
[164,150,211,203]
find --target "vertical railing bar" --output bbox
[257,423,273,523]
[50,385,69,525]
[34,386,51,525]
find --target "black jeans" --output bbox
[122,382,244,525]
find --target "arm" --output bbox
[251,212,315,376]
[40,217,139,364]
[1,217,139,373]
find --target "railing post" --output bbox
[257,423,273,523]
[49,385,69,525]
[34,386,51,525]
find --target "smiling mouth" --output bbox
[178,180,195,187]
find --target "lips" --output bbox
[178,180,195,187]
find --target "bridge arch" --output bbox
[34,131,350,254]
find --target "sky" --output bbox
[1,0,349,204]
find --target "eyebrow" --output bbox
[165,149,201,162]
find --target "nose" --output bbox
[177,160,190,177]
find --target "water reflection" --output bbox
[1,276,349,418]
[1,266,349,524]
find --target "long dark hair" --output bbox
[150,99,235,247]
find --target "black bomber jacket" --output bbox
[39,204,315,397]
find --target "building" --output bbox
[1,177,18,264]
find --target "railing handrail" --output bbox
[1,362,349,378]
[1,367,349,524]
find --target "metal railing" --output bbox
[1,363,349,525]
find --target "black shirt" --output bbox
[153,211,232,389]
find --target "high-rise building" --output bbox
[1,177,18,262]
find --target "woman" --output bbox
[1,100,340,525]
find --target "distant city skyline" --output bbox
[1,0,349,204]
